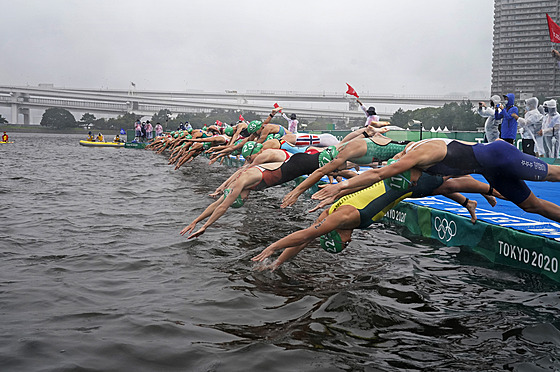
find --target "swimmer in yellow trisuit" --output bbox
[252,169,501,271]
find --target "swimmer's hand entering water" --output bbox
[180,222,206,239]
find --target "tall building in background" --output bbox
[492,0,560,99]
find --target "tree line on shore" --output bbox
[5,100,486,132]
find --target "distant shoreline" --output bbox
[0,125,89,134]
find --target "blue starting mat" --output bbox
[406,174,560,241]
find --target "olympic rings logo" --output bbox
[434,217,457,242]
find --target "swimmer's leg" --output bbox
[545,164,560,182]
[433,175,501,206]
[443,193,478,223]
[517,192,560,223]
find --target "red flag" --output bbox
[346,83,359,98]
[273,103,283,113]
[216,120,223,127]
[239,114,245,121]
[547,14,560,43]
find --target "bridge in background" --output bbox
[0,85,485,125]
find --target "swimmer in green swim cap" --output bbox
[241,141,264,161]
[181,149,335,239]
[252,172,501,271]
[282,132,410,208]
[207,107,286,163]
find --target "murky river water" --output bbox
[1,132,559,371]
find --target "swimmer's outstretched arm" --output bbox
[184,182,251,239]
[252,213,340,271]
[281,154,352,208]
[311,159,417,203]
[209,165,251,197]
[180,197,225,237]
[307,183,369,213]
[209,137,251,163]
[263,107,282,125]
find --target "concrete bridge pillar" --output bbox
[9,92,30,124]
[20,94,30,124]
[20,107,30,125]
[11,102,18,124]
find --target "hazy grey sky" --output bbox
[1,0,494,96]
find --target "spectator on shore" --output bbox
[552,49,560,69]
[155,122,163,137]
[495,93,518,145]
[515,97,543,156]
[141,122,147,141]
[539,99,560,158]
[356,99,388,129]
[282,112,299,133]
[134,120,142,141]
[146,121,154,141]
[477,96,502,143]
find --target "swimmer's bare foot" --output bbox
[465,199,478,224]
[483,194,497,207]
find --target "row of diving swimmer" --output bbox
[145,102,560,272]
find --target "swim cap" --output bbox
[247,120,263,134]
[223,188,244,208]
[385,158,412,190]
[187,127,193,134]
[320,230,346,253]
[266,133,282,141]
[174,133,179,138]
[230,139,244,156]
[224,125,234,136]
[202,142,212,150]
[241,141,263,158]
[202,125,208,131]
[185,134,193,140]
[318,146,339,167]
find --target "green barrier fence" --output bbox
[382,201,560,283]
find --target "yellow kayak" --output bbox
[0,141,14,144]
[79,140,124,147]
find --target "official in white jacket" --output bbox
[477,95,502,143]
[516,97,543,156]
[539,99,560,158]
